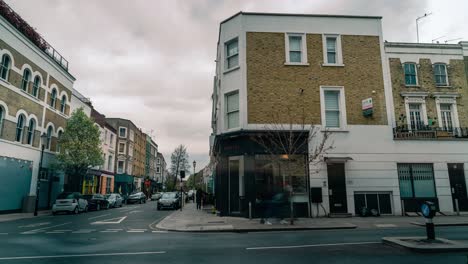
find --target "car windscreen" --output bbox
[162,193,176,199]
[57,193,74,199]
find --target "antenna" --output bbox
[432,36,445,43]
[416,12,432,43]
[445,38,462,44]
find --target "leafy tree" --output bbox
[170,145,190,189]
[57,108,103,192]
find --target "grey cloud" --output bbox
[8,0,456,170]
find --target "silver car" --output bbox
[105,193,124,208]
[52,192,88,215]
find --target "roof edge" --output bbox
[385,42,462,49]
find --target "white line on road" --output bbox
[91,216,127,225]
[0,233,7,235]
[71,229,96,234]
[246,241,381,250]
[100,231,117,233]
[88,214,111,220]
[152,231,168,233]
[54,230,72,232]
[106,229,123,231]
[45,231,64,234]
[21,222,71,234]
[0,251,166,260]
[127,229,146,233]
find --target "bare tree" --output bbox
[251,96,333,224]
[170,145,190,190]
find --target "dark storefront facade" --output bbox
[213,131,311,218]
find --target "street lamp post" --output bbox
[193,160,196,188]
[34,133,48,216]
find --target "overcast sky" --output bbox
[6,0,468,170]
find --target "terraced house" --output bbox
[0,2,75,212]
[211,12,468,218]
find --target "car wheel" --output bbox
[119,203,123,207]
[73,207,79,214]
[106,203,110,209]
[52,211,57,216]
[97,204,101,211]
[85,206,89,213]
[139,199,142,204]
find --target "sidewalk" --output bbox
[156,203,468,232]
[0,210,51,223]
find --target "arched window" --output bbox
[50,89,57,108]
[21,69,31,91]
[57,130,63,153]
[27,119,35,145]
[32,76,41,97]
[0,54,11,81]
[46,126,53,150]
[0,106,4,137]
[60,95,66,113]
[15,114,25,142]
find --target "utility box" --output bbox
[310,187,323,203]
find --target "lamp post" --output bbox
[34,133,48,216]
[193,160,196,188]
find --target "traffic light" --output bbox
[180,170,185,179]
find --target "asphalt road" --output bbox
[1,201,468,264]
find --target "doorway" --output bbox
[228,157,244,214]
[448,163,468,211]
[327,163,348,214]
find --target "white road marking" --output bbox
[54,230,72,232]
[19,222,51,228]
[100,231,117,233]
[88,214,111,220]
[91,216,127,225]
[152,231,168,233]
[45,231,64,234]
[246,241,381,250]
[0,251,166,260]
[21,222,71,234]
[127,229,146,233]
[106,229,123,231]
[375,224,397,228]
[128,210,143,214]
[0,233,8,235]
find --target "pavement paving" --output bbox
[156,202,468,232]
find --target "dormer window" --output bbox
[403,63,418,86]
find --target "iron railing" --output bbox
[393,125,468,140]
[0,0,69,71]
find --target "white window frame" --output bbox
[109,134,114,148]
[156,166,160,173]
[104,130,108,145]
[319,86,347,131]
[435,96,459,130]
[403,62,419,87]
[224,37,239,72]
[128,143,134,157]
[284,33,308,65]
[403,96,428,130]
[118,142,126,154]
[225,90,240,130]
[107,155,113,171]
[433,63,449,87]
[322,34,343,66]
[119,127,127,138]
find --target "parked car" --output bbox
[157,192,181,210]
[83,194,110,210]
[105,193,124,208]
[151,192,163,201]
[126,192,147,204]
[187,190,195,201]
[52,192,88,215]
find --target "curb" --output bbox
[382,237,468,253]
[410,222,468,227]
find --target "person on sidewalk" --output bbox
[196,188,203,210]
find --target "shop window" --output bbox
[398,163,436,198]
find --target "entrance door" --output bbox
[327,163,348,213]
[448,163,468,211]
[228,159,240,213]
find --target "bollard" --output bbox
[401,200,405,216]
[249,202,252,220]
[425,218,435,240]
[455,198,460,216]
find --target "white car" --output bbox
[52,192,88,215]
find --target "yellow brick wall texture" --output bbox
[246,32,387,126]
[389,58,468,127]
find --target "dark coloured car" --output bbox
[83,194,110,211]
[126,192,147,204]
[157,192,181,210]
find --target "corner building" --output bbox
[211,12,391,217]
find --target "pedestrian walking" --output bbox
[196,188,202,210]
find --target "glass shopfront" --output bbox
[254,154,309,217]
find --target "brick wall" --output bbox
[246,32,387,126]
[389,58,468,127]
[0,84,43,125]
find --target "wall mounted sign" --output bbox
[362,98,373,117]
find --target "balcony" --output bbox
[393,125,468,140]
